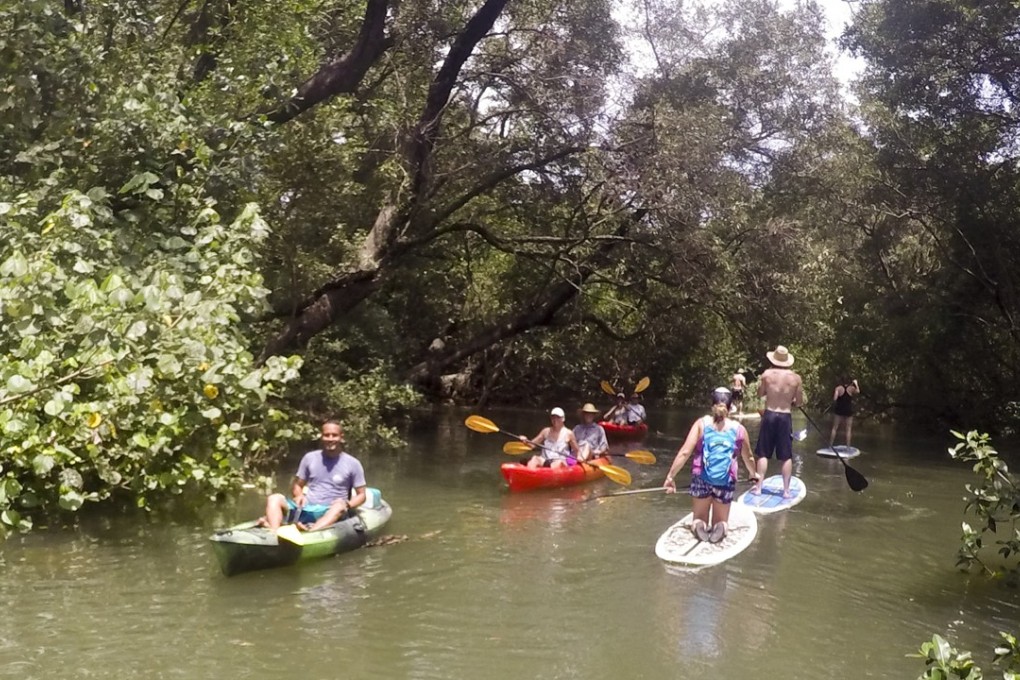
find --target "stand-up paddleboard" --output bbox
[737,475,806,514]
[816,445,861,459]
[655,502,757,566]
[731,412,760,420]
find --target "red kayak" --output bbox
[599,421,648,441]
[500,456,611,493]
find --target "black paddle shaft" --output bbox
[798,407,869,492]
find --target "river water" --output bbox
[1,407,1017,679]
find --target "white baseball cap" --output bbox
[550,407,565,418]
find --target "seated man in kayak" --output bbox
[519,407,581,469]
[572,403,609,462]
[259,420,367,532]
[602,393,629,425]
[662,388,758,543]
[625,392,647,425]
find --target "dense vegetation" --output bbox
[2,0,1020,529]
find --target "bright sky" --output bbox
[614,0,866,90]
[816,0,866,86]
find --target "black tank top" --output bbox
[833,385,853,416]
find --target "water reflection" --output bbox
[0,408,1017,680]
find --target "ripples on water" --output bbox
[1,410,1018,679]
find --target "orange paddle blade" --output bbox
[620,450,656,465]
[590,461,632,486]
[634,376,650,393]
[465,415,500,434]
[600,380,617,395]
[502,441,534,455]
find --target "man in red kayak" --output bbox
[573,403,609,462]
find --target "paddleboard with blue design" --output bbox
[737,475,806,514]
[816,445,861,459]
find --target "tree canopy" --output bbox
[3,0,1020,530]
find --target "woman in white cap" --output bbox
[572,403,609,462]
[520,407,580,469]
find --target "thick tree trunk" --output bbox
[266,0,392,124]
[260,0,511,360]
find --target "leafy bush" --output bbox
[0,187,302,536]
[910,431,1020,679]
[949,431,1020,582]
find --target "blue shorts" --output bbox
[689,475,735,503]
[755,410,793,461]
[285,498,331,524]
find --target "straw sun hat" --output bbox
[766,345,795,367]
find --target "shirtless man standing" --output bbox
[730,371,747,415]
[754,345,803,498]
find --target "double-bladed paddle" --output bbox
[465,415,632,486]
[501,440,656,465]
[798,407,868,492]
[600,376,650,396]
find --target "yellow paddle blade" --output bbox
[465,415,499,434]
[634,376,650,393]
[276,523,307,546]
[591,461,632,486]
[622,450,656,465]
[600,380,617,395]
[503,441,534,455]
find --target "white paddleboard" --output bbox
[655,502,757,566]
[731,412,760,420]
[737,475,806,514]
[816,445,861,459]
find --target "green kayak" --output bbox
[209,489,392,576]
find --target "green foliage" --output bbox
[0,189,303,535]
[908,432,1020,679]
[0,1,311,536]
[911,632,1020,680]
[913,634,981,679]
[841,0,1020,429]
[948,431,1020,582]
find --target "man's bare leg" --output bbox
[781,458,793,498]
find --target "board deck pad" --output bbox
[737,475,806,514]
[655,502,757,566]
[816,445,861,459]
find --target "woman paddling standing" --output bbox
[829,378,860,449]
[520,407,580,469]
[663,388,758,543]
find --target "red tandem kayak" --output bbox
[598,421,648,441]
[501,456,611,493]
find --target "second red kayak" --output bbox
[501,456,612,493]
[598,421,649,441]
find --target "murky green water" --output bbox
[1,408,1017,679]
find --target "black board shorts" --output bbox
[755,410,793,461]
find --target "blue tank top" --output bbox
[693,417,741,486]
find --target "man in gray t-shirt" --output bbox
[261,420,368,531]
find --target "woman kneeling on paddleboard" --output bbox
[663,388,758,543]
